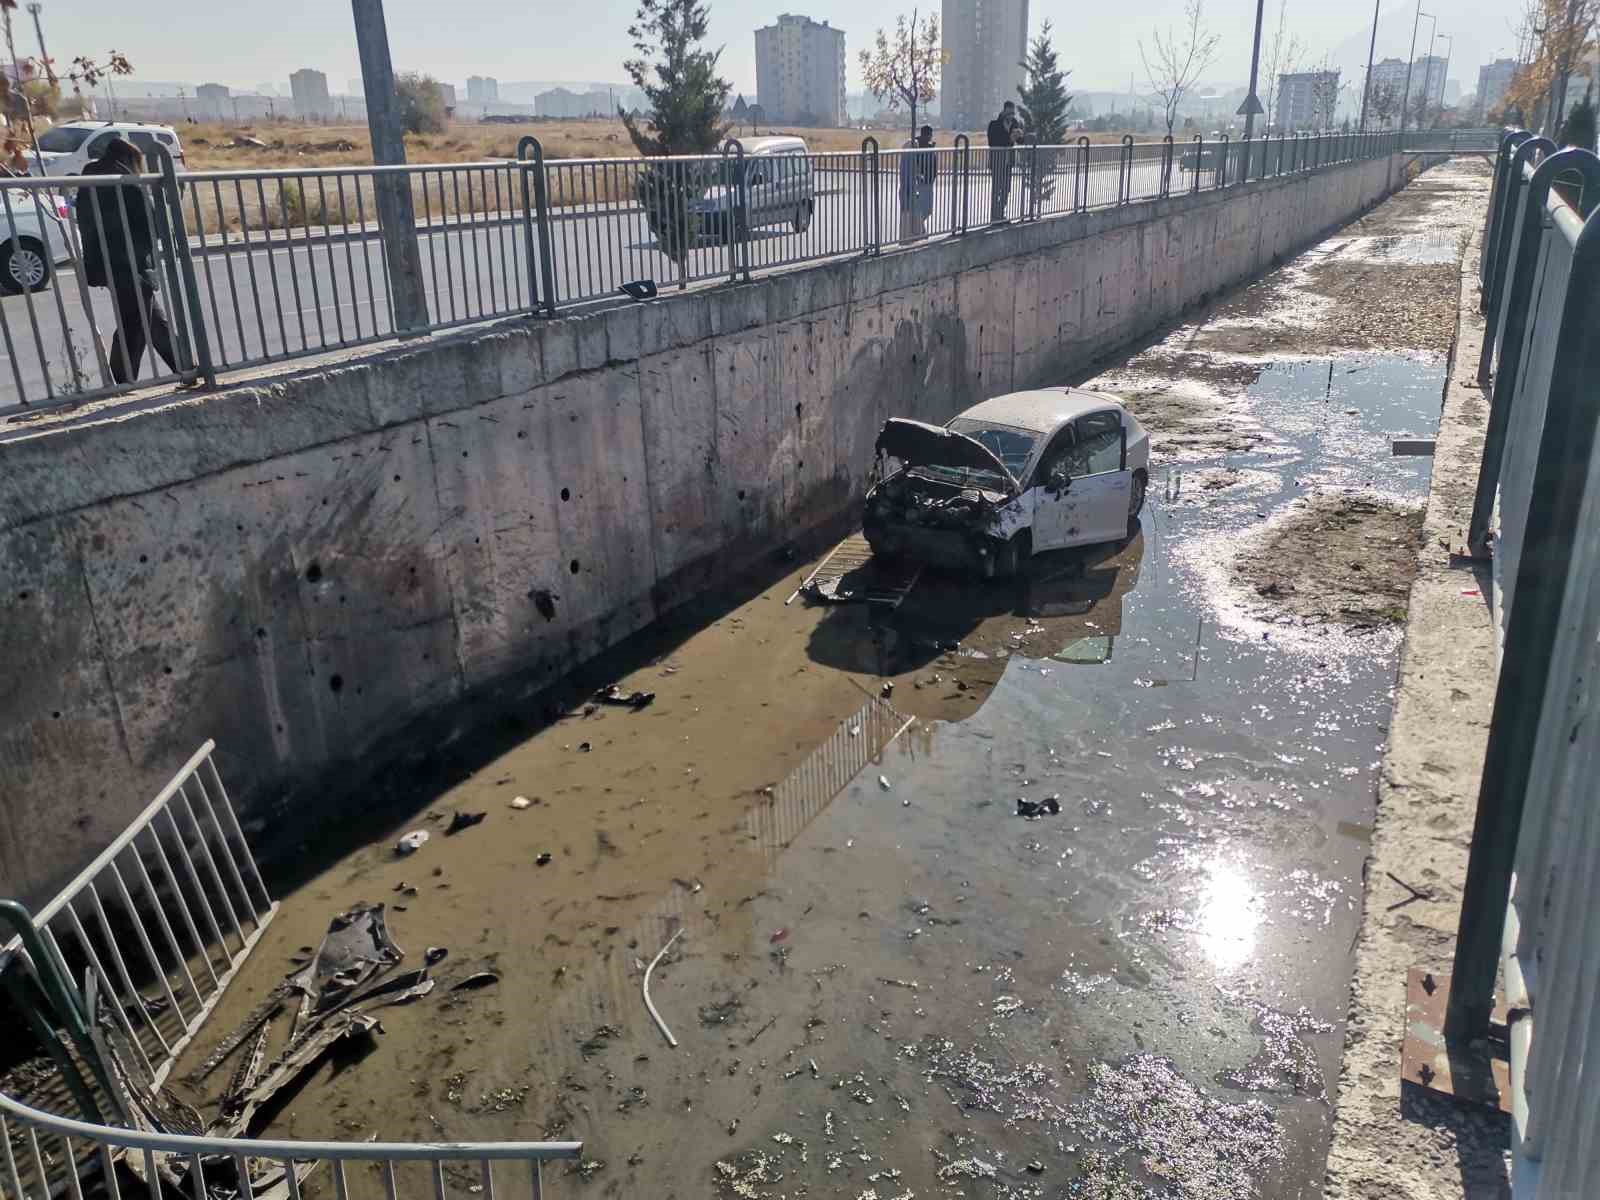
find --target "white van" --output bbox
[692,135,815,235]
[29,121,188,176]
[0,167,73,293]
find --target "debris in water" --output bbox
[535,852,553,866]
[878,977,920,991]
[992,995,1023,1015]
[445,811,486,835]
[1016,796,1062,818]
[643,928,684,1048]
[509,796,532,810]
[769,928,789,944]
[449,971,500,992]
[596,684,656,710]
[727,1118,740,1136]
[879,775,892,791]
[425,947,449,965]
[578,741,592,753]
[1026,1160,1044,1174]
[396,831,430,855]
[880,681,894,697]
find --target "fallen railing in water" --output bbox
[0,741,582,1200]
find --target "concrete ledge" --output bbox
[1323,226,1511,1198]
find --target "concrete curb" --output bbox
[1322,206,1512,1197]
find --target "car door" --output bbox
[1059,410,1133,545]
[1028,425,1079,552]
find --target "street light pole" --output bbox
[1242,0,1267,142]
[1399,3,1431,135]
[1359,0,1381,131]
[1421,16,1439,126]
[1437,33,1454,117]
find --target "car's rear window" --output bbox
[38,126,91,152]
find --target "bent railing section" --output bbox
[1,742,582,1200]
[1449,130,1600,1197]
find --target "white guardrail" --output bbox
[0,741,581,1200]
[1459,130,1600,1197]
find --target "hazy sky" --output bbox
[37,0,1527,98]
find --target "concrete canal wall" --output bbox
[0,152,1408,901]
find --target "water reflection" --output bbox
[1195,855,1262,972]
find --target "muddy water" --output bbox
[173,187,1477,1200]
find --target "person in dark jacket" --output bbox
[987,101,1023,222]
[75,138,176,384]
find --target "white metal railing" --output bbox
[0,741,582,1200]
[1457,131,1600,1196]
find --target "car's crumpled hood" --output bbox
[875,418,1018,492]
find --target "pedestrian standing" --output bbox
[74,137,177,384]
[987,101,1023,222]
[898,125,938,242]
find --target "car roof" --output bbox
[58,121,178,135]
[952,388,1123,435]
[733,135,807,155]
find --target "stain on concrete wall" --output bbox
[0,155,1402,902]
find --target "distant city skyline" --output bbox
[39,0,1522,117]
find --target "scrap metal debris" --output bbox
[396,830,430,855]
[1016,796,1062,818]
[596,684,656,710]
[446,811,487,835]
[644,929,685,1047]
[449,971,501,992]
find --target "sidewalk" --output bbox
[1323,209,1512,1198]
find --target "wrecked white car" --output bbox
[863,388,1150,576]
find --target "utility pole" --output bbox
[1358,0,1381,131]
[1421,17,1439,126]
[352,0,428,332]
[1241,0,1267,142]
[1437,33,1454,117]
[1399,3,1430,134]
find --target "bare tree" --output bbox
[1368,80,1402,129]
[1140,0,1221,137]
[859,9,942,138]
[1261,0,1306,132]
[1310,61,1342,130]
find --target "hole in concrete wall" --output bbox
[394,474,402,482]
[163,666,172,675]
[339,595,347,604]
[517,431,527,439]
[139,554,148,564]
[17,591,28,600]
[236,523,245,532]
[52,711,61,719]
[795,403,802,420]
[561,487,571,502]
[255,627,267,639]
[276,723,284,733]
[738,489,746,500]
[306,562,323,583]
[531,588,557,621]
[569,559,580,575]
[329,674,344,694]
[462,451,469,458]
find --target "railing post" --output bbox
[954,134,971,232]
[1076,136,1090,211]
[1191,135,1203,193]
[1160,135,1174,196]
[1468,142,1577,557]
[861,137,880,255]
[1238,134,1250,185]
[1478,136,1549,380]
[1215,134,1229,189]
[1445,181,1600,1041]
[1029,132,1042,220]
[724,140,751,283]
[516,138,558,316]
[1118,134,1133,203]
[155,147,214,387]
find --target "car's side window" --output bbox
[85,132,114,160]
[1068,412,1123,475]
[1034,427,1076,488]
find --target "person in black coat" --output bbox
[987,101,1024,222]
[74,137,177,384]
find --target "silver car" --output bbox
[692,135,815,235]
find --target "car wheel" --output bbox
[0,237,50,294]
[793,201,813,233]
[1129,471,1148,520]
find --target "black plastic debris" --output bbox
[536,851,554,866]
[1016,795,1062,818]
[445,811,486,836]
[450,971,501,992]
[596,684,656,710]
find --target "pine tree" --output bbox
[1017,22,1072,145]
[1560,84,1596,152]
[620,0,732,156]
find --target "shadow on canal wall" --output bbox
[0,153,1417,903]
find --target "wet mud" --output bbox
[171,163,1489,1200]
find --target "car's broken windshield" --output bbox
[939,420,1040,483]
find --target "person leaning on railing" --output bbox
[74,137,177,385]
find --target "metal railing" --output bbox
[0,129,1494,414]
[1446,129,1600,1196]
[1,741,583,1200]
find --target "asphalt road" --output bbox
[0,156,1213,411]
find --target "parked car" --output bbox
[864,388,1151,576]
[28,121,188,177]
[691,135,814,235]
[0,168,72,293]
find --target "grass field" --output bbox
[181,118,1152,171]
